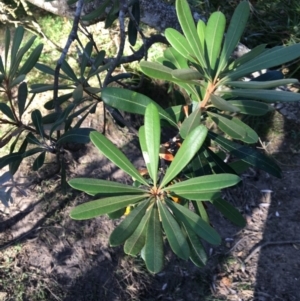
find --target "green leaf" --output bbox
[176,0,207,68]
[61,59,78,82]
[144,103,160,184]
[15,36,37,65]
[227,79,298,89]
[186,148,212,177]
[207,112,247,140]
[225,89,300,103]
[57,128,94,145]
[227,100,273,116]
[179,106,201,138]
[101,87,177,127]
[144,206,164,273]
[160,125,208,188]
[9,138,27,175]
[0,103,15,121]
[210,94,240,112]
[31,110,44,138]
[81,0,110,21]
[171,68,204,81]
[166,199,221,245]
[86,62,111,79]
[231,44,267,68]
[109,199,150,246]
[205,11,226,73]
[68,178,147,196]
[90,131,149,186]
[192,201,209,224]
[17,82,27,118]
[44,93,73,110]
[10,74,26,88]
[230,118,258,144]
[35,63,70,80]
[32,151,46,171]
[164,47,189,69]
[107,208,126,219]
[217,1,250,74]
[173,190,221,201]
[204,147,236,174]
[4,27,10,72]
[0,153,22,170]
[18,44,43,75]
[80,42,93,77]
[226,43,300,81]
[105,0,119,28]
[165,28,198,64]
[208,131,282,177]
[197,20,206,49]
[70,194,148,220]
[139,126,152,177]
[10,27,24,72]
[26,132,41,145]
[210,198,246,227]
[124,203,153,256]
[182,223,207,267]
[158,199,190,260]
[30,84,71,93]
[0,57,5,74]
[166,174,240,193]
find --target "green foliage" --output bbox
[69,104,242,273]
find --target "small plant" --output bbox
[69,103,242,273]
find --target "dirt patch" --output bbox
[1,105,300,301]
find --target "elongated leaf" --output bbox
[9,138,27,175]
[90,131,149,186]
[80,42,93,77]
[207,112,247,140]
[227,79,298,89]
[31,110,44,138]
[11,27,24,71]
[108,208,126,219]
[218,1,250,74]
[144,103,160,184]
[10,74,25,88]
[227,43,300,81]
[192,201,209,224]
[32,151,46,171]
[22,147,45,158]
[166,199,221,245]
[35,63,70,80]
[0,57,4,74]
[17,82,27,118]
[210,94,240,112]
[61,59,78,82]
[251,70,283,82]
[166,174,240,193]
[225,89,300,103]
[124,203,153,256]
[128,0,140,46]
[68,178,147,196]
[105,0,119,28]
[172,190,221,201]
[101,87,177,127]
[0,153,22,169]
[164,47,189,69]
[172,68,204,81]
[110,199,150,246]
[160,125,208,188]
[4,27,10,72]
[26,132,41,145]
[18,44,43,75]
[176,0,207,68]
[186,148,212,177]
[230,118,258,144]
[57,128,94,145]
[182,222,207,267]
[44,93,73,110]
[204,147,236,174]
[30,84,71,93]
[205,12,226,73]
[165,105,185,124]
[70,194,148,220]
[165,28,198,64]
[211,198,246,227]
[144,206,164,273]
[158,199,190,260]
[227,100,273,116]
[208,131,282,177]
[15,36,36,65]
[0,103,15,121]
[138,126,152,176]
[179,107,202,138]
[232,44,267,68]
[197,20,206,49]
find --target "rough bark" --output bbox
[24,0,205,32]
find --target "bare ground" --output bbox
[1,103,300,301]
